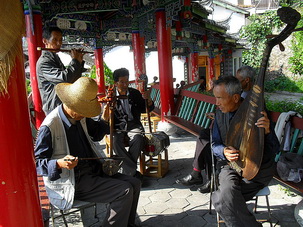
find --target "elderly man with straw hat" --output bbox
[34,77,141,227]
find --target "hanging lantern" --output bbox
[176,20,182,40]
[218,44,222,54]
[182,0,192,19]
[228,49,233,58]
[202,35,208,49]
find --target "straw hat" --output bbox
[55,77,101,118]
[0,0,25,95]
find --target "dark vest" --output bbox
[215,109,235,144]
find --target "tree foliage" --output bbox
[240,10,283,69]
[289,7,303,75]
[90,62,114,85]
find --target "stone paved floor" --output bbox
[49,132,303,227]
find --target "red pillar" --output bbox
[208,56,215,89]
[189,52,199,82]
[132,31,146,83]
[156,9,175,117]
[25,10,45,129]
[94,48,106,96]
[0,54,43,226]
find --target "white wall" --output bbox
[209,5,247,34]
[58,46,186,86]
[104,46,185,86]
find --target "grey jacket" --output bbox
[36,51,83,115]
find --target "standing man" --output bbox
[236,65,255,98]
[211,76,279,226]
[37,27,85,115]
[35,77,141,227]
[103,68,154,177]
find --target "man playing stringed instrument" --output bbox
[176,67,255,193]
[211,76,279,227]
[102,68,154,178]
[35,77,141,227]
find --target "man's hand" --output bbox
[102,104,110,122]
[57,155,78,170]
[142,91,153,106]
[71,49,84,63]
[255,111,270,134]
[223,146,239,162]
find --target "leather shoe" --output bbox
[134,171,143,182]
[197,180,211,193]
[176,174,203,186]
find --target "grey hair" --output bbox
[236,65,255,81]
[213,76,242,96]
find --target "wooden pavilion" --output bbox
[0,0,242,226]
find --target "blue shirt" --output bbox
[35,105,110,181]
[212,112,236,160]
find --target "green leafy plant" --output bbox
[240,11,283,68]
[265,98,303,115]
[89,63,114,85]
[26,78,32,95]
[289,7,303,75]
[264,76,303,93]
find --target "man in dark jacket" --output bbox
[176,68,256,193]
[211,76,279,227]
[36,27,84,115]
[103,68,154,177]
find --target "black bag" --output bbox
[277,153,303,183]
[143,131,170,156]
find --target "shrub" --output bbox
[90,64,114,85]
[264,76,303,93]
[265,98,303,115]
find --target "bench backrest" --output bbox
[149,80,205,116]
[150,84,161,111]
[176,89,216,129]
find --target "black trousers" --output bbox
[192,128,212,179]
[211,158,274,227]
[74,162,141,227]
[113,121,145,176]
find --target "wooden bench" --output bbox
[270,112,303,194]
[149,80,205,118]
[164,89,216,136]
[144,81,209,177]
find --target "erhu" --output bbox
[97,87,127,176]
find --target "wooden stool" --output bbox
[139,148,169,178]
[150,116,161,132]
[141,114,161,132]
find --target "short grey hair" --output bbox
[214,76,242,96]
[236,65,255,81]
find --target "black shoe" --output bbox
[197,180,211,193]
[134,171,143,182]
[176,174,203,186]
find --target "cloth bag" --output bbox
[277,153,303,183]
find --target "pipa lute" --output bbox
[226,7,301,180]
